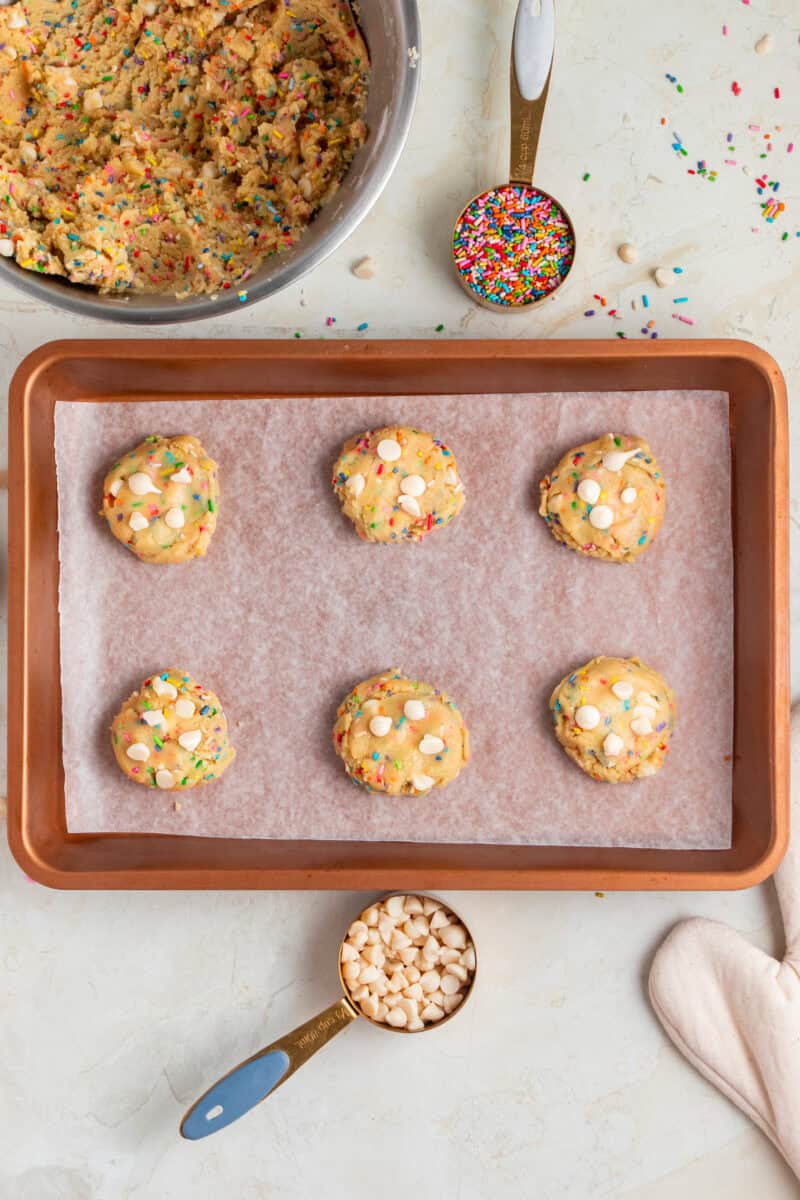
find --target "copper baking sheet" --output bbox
[6,340,790,889]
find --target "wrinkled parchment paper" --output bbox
[55,391,732,848]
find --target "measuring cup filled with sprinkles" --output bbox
[453,0,575,310]
[181,894,477,1140]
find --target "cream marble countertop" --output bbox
[1,0,799,1196]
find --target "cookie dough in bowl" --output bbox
[332,427,466,542]
[101,435,218,563]
[539,434,665,562]
[111,669,235,790]
[549,656,676,782]
[333,670,470,795]
[0,0,369,297]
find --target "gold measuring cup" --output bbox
[180,894,477,1140]
[452,0,576,310]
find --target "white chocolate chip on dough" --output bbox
[621,487,637,504]
[575,705,601,731]
[109,479,123,497]
[152,677,177,700]
[128,471,161,496]
[400,474,425,497]
[603,732,624,758]
[155,768,175,790]
[612,681,634,700]
[397,495,421,518]
[164,507,185,529]
[346,473,365,497]
[170,467,192,483]
[631,716,654,736]
[602,447,639,472]
[175,698,195,719]
[142,709,164,727]
[377,438,402,462]
[178,729,202,752]
[126,742,150,762]
[419,734,444,755]
[369,715,393,738]
[589,504,614,530]
[404,699,426,721]
[577,479,601,505]
[128,512,149,532]
[412,773,435,792]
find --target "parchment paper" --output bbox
[55,391,733,848]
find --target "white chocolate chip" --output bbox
[153,677,177,700]
[631,716,654,736]
[444,467,458,485]
[755,33,773,54]
[577,479,601,505]
[8,9,26,28]
[126,742,150,762]
[612,681,634,700]
[350,985,369,1003]
[178,729,202,752]
[128,512,149,532]
[419,734,444,756]
[445,962,468,983]
[352,255,375,279]
[109,478,123,497]
[170,467,192,483]
[397,495,421,518]
[385,895,406,918]
[377,438,402,462]
[603,732,625,758]
[175,698,195,718]
[404,699,426,721]
[403,982,424,1001]
[349,919,368,938]
[20,142,37,165]
[155,768,175,790]
[429,909,448,930]
[385,1007,407,1028]
[412,773,435,792]
[128,471,161,496]
[440,924,467,950]
[142,709,164,727]
[400,474,425,498]
[404,895,424,915]
[362,698,379,714]
[443,993,464,1014]
[617,242,639,264]
[83,88,103,113]
[654,267,672,288]
[363,906,380,926]
[164,507,185,529]
[341,942,358,963]
[421,1002,445,1021]
[632,704,657,721]
[390,928,413,951]
[346,473,365,497]
[461,945,476,971]
[575,704,601,731]
[420,969,441,993]
[342,960,360,982]
[439,947,461,965]
[602,447,639,472]
[588,504,614,530]
[358,964,379,985]
[369,714,392,738]
[360,994,380,1020]
[621,487,637,504]
[638,691,659,707]
[440,973,461,996]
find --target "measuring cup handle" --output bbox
[509,0,555,184]
[180,997,358,1140]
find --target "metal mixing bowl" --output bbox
[0,1,420,324]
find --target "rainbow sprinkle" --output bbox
[453,184,574,307]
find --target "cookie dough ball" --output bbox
[111,669,235,791]
[101,435,219,564]
[549,656,676,782]
[332,427,465,543]
[333,670,470,794]
[539,433,665,562]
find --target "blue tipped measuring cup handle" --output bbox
[180,997,358,1140]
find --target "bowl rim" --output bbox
[0,0,421,326]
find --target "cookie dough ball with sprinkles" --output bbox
[549,656,676,783]
[538,433,665,563]
[332,426,465,543]
[453,184,575,308]
[333,670,470,795]
[101,435,219,564]
[111,669,235,791]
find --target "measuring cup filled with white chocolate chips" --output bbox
[181,894,477,1140]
